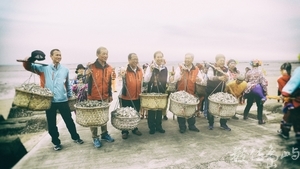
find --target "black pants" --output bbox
[290,106,300,134]
[46,101,80,145]
[177,116,196,130]
[243,93,263,121]
[206,98,227,126]
[121,99,140,134]
[147,110,163,131]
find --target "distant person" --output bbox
[74,64,86,84]
[143,51,168,134]
[140,63,149,119]
[85,46,114,148]
[276,62,292,139]
[227,59,240,82]
[239,66,251,105]
[205,54,231,131]
[276,64,291,103]
[23,49,84,151]
[195,63,208,117]
[226,59,240,119]
[171,53,201,133]
[281,65,300,145]
[243,59,268,124]
[245,67,251,75]
[120,53,143,139]
[72,64,88,112]
[111,68,117,92]
[161,58,169,120]
[72,64,87,101]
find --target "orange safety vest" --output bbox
[177,65,199,96]
[121,66,143,100]
[87,62,113,100]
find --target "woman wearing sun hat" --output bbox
[74,64,86,84]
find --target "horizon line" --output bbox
[1,59,299,66]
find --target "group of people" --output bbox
[22,47,300,151]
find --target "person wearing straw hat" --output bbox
[23,49,84,151]
[171,53,202,133]
[143,51,168,134]
[119,53,143,139]
[85,46,115,148]
[205,54,231,131]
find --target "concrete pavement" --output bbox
[13,95,300,169]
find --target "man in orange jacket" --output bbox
[120,53,143,139]
[171,53,202,133]
[86,46,114,148]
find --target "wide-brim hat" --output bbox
[75,64,85,73]
[227,59,236,66]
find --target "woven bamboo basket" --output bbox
[139,93,168,110]
[13,88,32,108]
[75,104,110,127]
[111,109,140,130]
[28,92,53,111]
[68,97,77,112]
[13,88,53,111]
[208,97,238,119]
[169,97,199,118]
[195,84,206,97]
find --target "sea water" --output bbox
[0,60,299,100]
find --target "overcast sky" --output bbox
[0,0,299,65]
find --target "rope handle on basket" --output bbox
[22,72,37,86]
[209,81,224,97]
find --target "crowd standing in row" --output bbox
[22,47,300,150]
